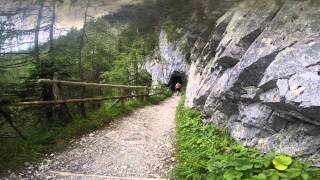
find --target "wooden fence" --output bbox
[1,74,166,140]
[15,75,163,106]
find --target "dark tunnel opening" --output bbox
[167,71,187,91]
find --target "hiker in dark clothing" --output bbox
[175,82,182,96]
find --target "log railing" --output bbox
[38,79,148,89]
[2,75,166,140]
[15,78,156,106]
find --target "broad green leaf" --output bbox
[277,172,289,178]
[273,161,288,171]
[223,170,243,180]
[306,167,320,173]
[207,161,224,172]
[207,160,215,172]
[254,163,263,168]
[291,160,303,168]
[269,174,279,180]
[206,173,218,180]
[235,164,253,171]
[272,155,293,170]
[250,173,267,180]
[286,168,301,178]
[301,172,309,180]
[263,158,272,168]
[273,155,293,166]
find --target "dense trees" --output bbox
[0,0,199,150]
[0,0,201,175]
[0,0,158,140]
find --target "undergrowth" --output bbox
[172,96,320,180]
[0,93,170,176]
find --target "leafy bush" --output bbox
[172,97,320,180]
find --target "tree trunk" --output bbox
[33,0,45,62]
[42,0,58,122]
[91,27,98,82]
[52,73,72,124]
[77,3,89,118]
[34,0,54,122]
[49,0,56,57]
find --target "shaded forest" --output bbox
[0,0,195,174]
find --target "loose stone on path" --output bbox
[5,96,180,180]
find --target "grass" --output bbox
[0,93,170,176]
[172,96,320,180]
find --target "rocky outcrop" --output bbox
[146,31,189,86]
[185,0,320,165]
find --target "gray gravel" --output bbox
[5,96,180,180]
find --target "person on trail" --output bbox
[175,82,182,96]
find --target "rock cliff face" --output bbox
[147,0,320,165]
[186,0,320,165]
[145,31,189,86]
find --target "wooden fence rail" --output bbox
[38,79,148,89]
[14,75,163,106]
[16,93,162,106]
[2,74,166,140]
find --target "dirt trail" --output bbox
[6,96,180,180]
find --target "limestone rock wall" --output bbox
[185,0,320,165]
[145,0,320,165]
[145,31,189,86]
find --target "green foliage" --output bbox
[0,94,169,176]
[99,27,153,85]
[162,18,185,42]
[172,97,320,180]
[161,0,193,42]
[273,156,293,171]
[1,0,179,175]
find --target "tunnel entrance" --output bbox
[167,71,186,91]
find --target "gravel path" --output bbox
[5,96,180,180]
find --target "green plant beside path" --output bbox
[172,96,320,180]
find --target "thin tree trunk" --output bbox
[52,73,72,123]
[78,3,89,118]
[91,27,98,82]
[41,0,58,123]
[91,29,100,109]
[34,0,45,62]
[49,0,56,57]
[78,3,89,81]
[34,0,54,122]
[133,55,139,95]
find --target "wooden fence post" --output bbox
[144,87,150,101]
[120,88,125,106]
[52,72,61,100]
[78,84,87,118]
[97,86,102,108]
[52,72,72,123]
